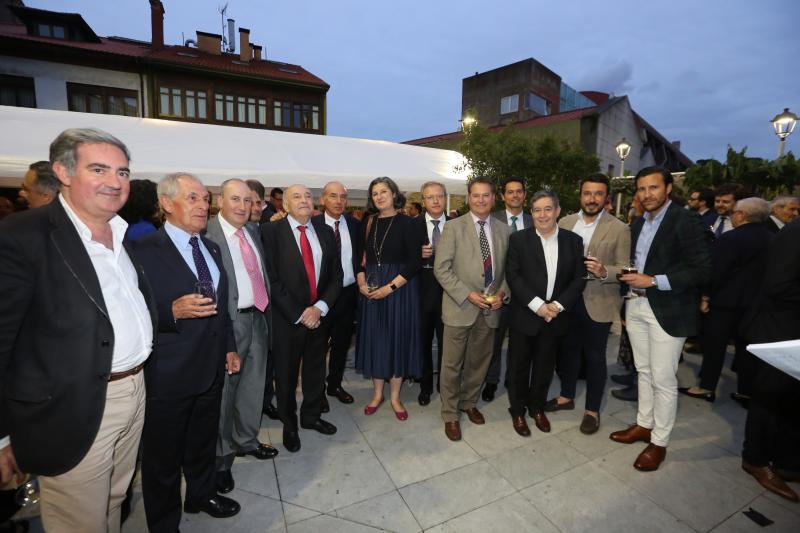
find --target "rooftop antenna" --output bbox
[219,3,234,53]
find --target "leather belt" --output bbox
[238,306,257,313]
[109,362,145,382]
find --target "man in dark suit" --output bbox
[709,183,740,238]
[483,177,534,402]
[505,190,585,436]
[741,218,800,502]
[687,187,717,229]
[0,128,156,532]
[610,166,712,472]
[259,186,284,224]
[416,181,450,406]
[261,185,343,453]
[205,179,278,496]
[313,181,360,410]
[765,195,799,233]
[679,197,773,404]
[136,173,241,532]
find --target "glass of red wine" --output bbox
[617,261,638,298]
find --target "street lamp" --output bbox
[614,138,632,217]
[771,108,798,157]
[460,115,476,130]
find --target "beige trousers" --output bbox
[440,315,495,423]
[39,371,146,533]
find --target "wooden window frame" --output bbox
[0,75,36,108]
[67,83,139,117]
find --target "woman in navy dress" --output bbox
[356,177,422,420]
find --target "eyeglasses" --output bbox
[423,194,446,200]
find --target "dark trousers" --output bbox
[142,379,222,533]
[263,349,276,410]
[508,326,559,416]
[274,321,329,430]
[485,306,509,385]
[699,306,755,395]
[327,284,357,390]
[558,297,611,412]
[742,360,800,470]
[420,278,444,394]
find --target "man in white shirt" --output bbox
[0,128,155,533]
[710,183,740,238]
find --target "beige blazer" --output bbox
[558,212,631,323]
[434,213,511,328]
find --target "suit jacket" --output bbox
[708,222,773,309]
[558,212,630,323]
[764,216,782,234]
[134,227,235,399]
[629,203,712,337]
[414,214,451,296]
[506,228,586,336]
[492,209,533,231]
[0,201,156,476]
[311,212,362,283]
[260,217,343,328]
[259,203,277,225]
[204,218,272,346]
[699,209,717,230]
[434,214,510,328]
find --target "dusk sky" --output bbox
[30,0,800,163]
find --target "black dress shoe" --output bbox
[300,418,337,435]
[321,395,330,413]
[611,385,638,402]
[215,469,234,494]
[184,495,240,518]
[327,386,355,404]
[543,398,575,412]
[482,383,497,402]
[418,391,431,406]
[677,387,715,402]
[262,402,280,420]
[283,429,301,453]
[730,392,750,409]
[235,442,278,460]
[610,372,636,386]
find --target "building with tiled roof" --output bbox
[0,0,329,134]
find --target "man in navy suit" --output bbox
[136,173,241,532]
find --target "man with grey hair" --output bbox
[19,160,59,209]
[136,172,241,530]
[766,195,799,233]
[680,197,774,406]
[0,128,156,532]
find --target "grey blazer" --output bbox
[205,217,272,347]
[434,213,511,328]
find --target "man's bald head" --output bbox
[284,184,313,223]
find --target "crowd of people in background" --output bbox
[0,127,798,533]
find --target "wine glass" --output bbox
[582,247,596,280]
[15,476,39,508]
[617,261,638,299]
[195,281,217,305]
[366,273,379,303]
[481,282,498,316]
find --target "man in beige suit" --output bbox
[545,174,630,434]
[434,177,510,441]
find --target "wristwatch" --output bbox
[650,276,657,287]
[389,283,398,291]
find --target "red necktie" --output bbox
[298,226,317,303]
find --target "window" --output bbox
[524,92,550,115]
[68,83,138,116]
[160,87,206,119]
[35,23,66,39]
[500,94,519,115]
[216,93,266,124]
[0,75,36,108]
[274,100,320,131]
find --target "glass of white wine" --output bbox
[366,273,379,303]
[481,282,498,316]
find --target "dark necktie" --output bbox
[510,215,519,233]
[431,219,441,251]
[478,220,493,287]
[298,226,318,303]
[715,216,726,238]
[189,235,213,286]
[334,220,341,255]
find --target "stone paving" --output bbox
[111,335,800,532]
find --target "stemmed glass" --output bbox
[15,475,39,508]
[582,247,596,280]
[366,273,379,304]
[617,261,638,299]
[481,282,498,316]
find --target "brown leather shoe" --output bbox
[444,421,462,441]
[460,407,485,425]
[579,413,600,435]
[609,424,651,444]
[530,411,551,433]
[634,443,666,471]
[742,462,799,502]
[511,415,531,437]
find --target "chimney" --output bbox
[226,18,235,53]
[253,44,262,61]
[239,27,250,62]
[149,0,165,51]
[197,31,222,55]
[672,140,682,150]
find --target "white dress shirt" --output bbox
[527,227,564,313]
[218,215,264,309]
[770,215,785,230]
[711,215,734,235]
[425,212,447,243]
[59,195,153,373]
[571,209,602,252]
[505,210,526,230]
[324,212,355,287]
[470,212,495,280]
[287,215,329,317]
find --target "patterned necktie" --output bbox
[334,220,341,255]
[478,220,493,287]
[510,215,519,233]
[431,219,441,251]
[715,216,726,238]
[235,228,269,311]
[298,226,318,303]
[189,235,213,286]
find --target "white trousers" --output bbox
[625,297,685,447]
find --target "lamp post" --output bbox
[614,138,632,216]
[771,108,798,158]
[460,115,477,130]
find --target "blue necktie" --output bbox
[189,235,213,285]
[714,217,726,239]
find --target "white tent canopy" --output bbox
[0,106,469,195]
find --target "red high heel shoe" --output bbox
[392,402,408,421]
[364,398,384,416]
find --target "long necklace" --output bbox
[373,215,395,267]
